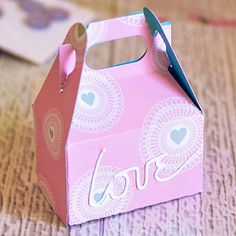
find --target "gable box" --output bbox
[33,8,204,226]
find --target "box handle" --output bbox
[86,12,152,50]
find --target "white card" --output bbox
[0,0,94,64]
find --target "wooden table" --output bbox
[0,0,236,235]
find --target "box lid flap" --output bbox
[144,7,203,112]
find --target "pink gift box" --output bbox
[33,8,204,226]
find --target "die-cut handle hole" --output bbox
[86,36,147,70]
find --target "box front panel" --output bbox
[66,13,204,225]
[67,97,204,225]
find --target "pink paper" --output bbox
[33,12,204,226]
[59,44,76,90]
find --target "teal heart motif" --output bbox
[94,191,104,203]
[81,92,95,106]
[170,127,187,145]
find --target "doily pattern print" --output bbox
[72,70,124,133]
[69,166,132,225]
[38,175,57,212]
[151,33,170,74]
[42,109,64,160]
[139,97,204,178]
[87,21,109,48]
[118,14,147,27]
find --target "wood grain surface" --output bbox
[0,0,236,235]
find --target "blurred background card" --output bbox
[0,0,94,64]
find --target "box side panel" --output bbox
[33,104,68,224]
[33,23,87,225]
